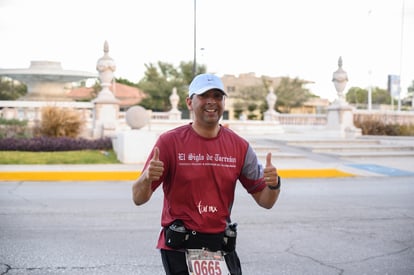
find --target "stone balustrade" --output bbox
[1,100,413,126]
[277,114,327,125]
[0,100,93,127]
[354,110,414,125]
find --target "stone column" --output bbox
[92,41,120,138]
[326,57,361,138]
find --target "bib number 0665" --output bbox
[186,249,230,275]
[190,259,227,275]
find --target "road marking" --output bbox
[346,164,414,176]
[0,169,354,181]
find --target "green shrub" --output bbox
[0,118,30,138]
[0,150,119,164]
[35,106,84,138]
[354,115,414,136]
[0,136,113,151]
[398,124,414,136]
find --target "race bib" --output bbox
[186,249,230,275]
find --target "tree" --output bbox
[116,77,138,87]
[0,77,27,100]
[232,101,245,119]
[408,80,414,97]
[232,83,267,119]
[346,86,393,107]
[346,87,367,104]
[372,87,391,105]
[238,85,267,101]
[137,61,206,112]
[232,77,315,117]
[403,80,414,106]
[274,77,312,113]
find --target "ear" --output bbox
[186,97,193,111]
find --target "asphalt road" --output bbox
[1,177,414,275]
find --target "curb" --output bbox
[0,169,355,181]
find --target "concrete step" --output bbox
[321,150,414,158]
[287,139,380,145]
[250,137,414,159]
[252,145,282,152]
[311,144,414,152]
[286,139,414,155]
[255,152,305,159]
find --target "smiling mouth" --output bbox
[205,108,217,113]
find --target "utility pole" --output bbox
[397,0,405,111]
[192,0,197,78]
[367,9,373,111]
[368,70,372,111]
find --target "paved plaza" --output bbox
[0,176,414,274]
[1,135,414,274]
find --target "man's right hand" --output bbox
[144,147,164,183]
[133,147,164,205]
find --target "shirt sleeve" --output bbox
[239,145,267,193]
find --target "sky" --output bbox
[0,0,413,101]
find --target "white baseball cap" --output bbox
[188,73,227,97]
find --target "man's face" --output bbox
[187,89,225,126]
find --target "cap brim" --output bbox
[190,86,227,97]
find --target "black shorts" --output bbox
[160,249,242,275]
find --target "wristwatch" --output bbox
[268,176,281,190]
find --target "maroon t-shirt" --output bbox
[143,124,266,250]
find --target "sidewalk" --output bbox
[1,155,414,181]
[0,163,355,181]
[1,135,414,181]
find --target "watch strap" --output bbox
[267,176,281,190]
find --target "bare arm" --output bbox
[132,147,164,205]
[251,152,280,209]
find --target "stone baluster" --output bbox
[92,41,120,138]
[327,57,361,137]
[264,86,279,121]
[168,87,181,120]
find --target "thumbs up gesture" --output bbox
[263,152,278,186]
[144,147,164,183]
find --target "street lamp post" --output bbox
[397,0,405,111]
[192,0,197,78]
